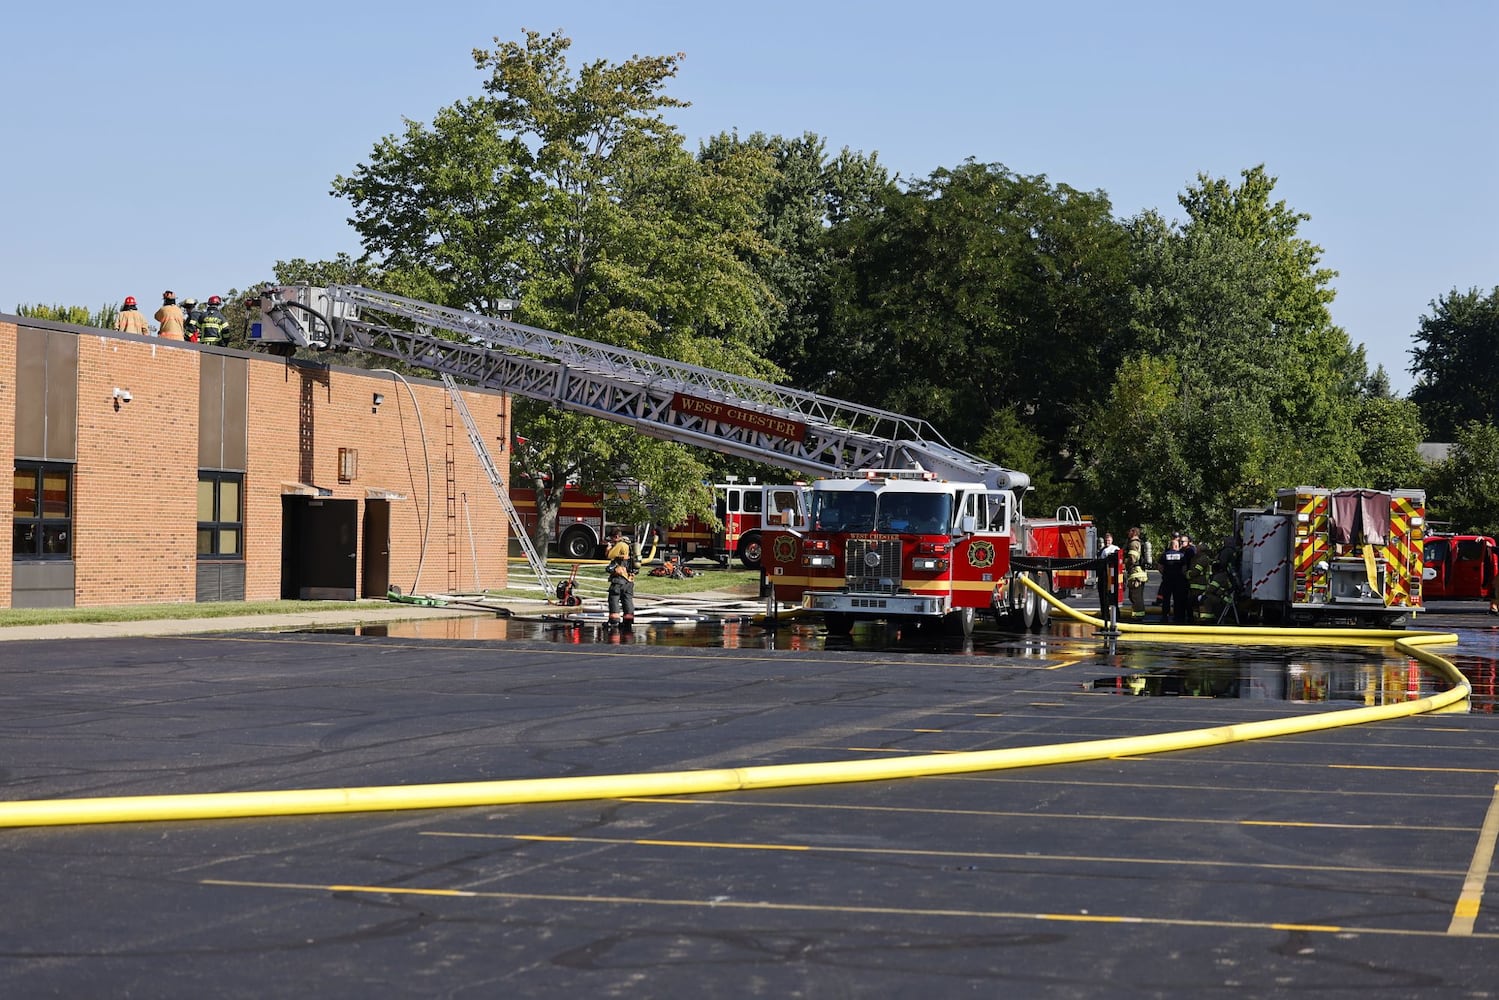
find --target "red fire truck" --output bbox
[760,469,1093,637]
[1422,532,1498,602]
[668,481,809,567]
[507,479,808,566]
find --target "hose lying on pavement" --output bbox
[0,579,1466,829]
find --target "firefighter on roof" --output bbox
[115,295,150,335]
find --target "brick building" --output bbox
[1,315,510,609]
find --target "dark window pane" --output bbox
[41,524,69,555]
[197,528,214,555]
[40,471,69,517]
[13,523,37,557]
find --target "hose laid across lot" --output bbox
[0,579,1466,829]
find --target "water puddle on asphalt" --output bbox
[298,612,1497,712]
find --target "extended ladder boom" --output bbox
[250,285,1029,492]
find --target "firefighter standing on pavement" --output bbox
[1158,535,1189,623]
[197,296,229,345]
[605,527,636,627]
[114,296,150,335]
[1124,527,1148,617]
[1186,536,1214,621]
[154,291,186,340]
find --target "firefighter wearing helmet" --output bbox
[180,298,201,341]
[114,295,150,336]
[197,295,229,345]
[154,291,186,340]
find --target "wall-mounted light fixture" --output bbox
[372,392,384,413]
[112,387,132,411]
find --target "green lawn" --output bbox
[0,562,761,628]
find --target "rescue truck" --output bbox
[760,470,1093,637]
[1422,532,1498,601]
[1234,486,1425,626]
[246,284,1093,631]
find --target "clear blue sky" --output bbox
[4,0,1494,395]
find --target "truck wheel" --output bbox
[947,606,976,638]
[738,532,763,569]
[559,527,595,561]
[824,612,853,637]
[1031,572,1052,632]
[1019,575,1039,632]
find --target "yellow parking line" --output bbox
[201,878,1497,940]
[423,830,1462,877]
[1448,783,1499,936]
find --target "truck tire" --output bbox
[559,527,596,561]
[824,612,853,637]
[946,606,976,638]
[1019,574,1039,632]
[738,531,763,569]
[1031,572,1052,633]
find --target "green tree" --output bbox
[1353,394,1428,491]
[697,131,895,395]
[1079,167,1371,540]
[1408,286,1499,439]
[822,160,1131,481]
[1426,421,1499,535]
[331,30,777,554]
[15,303,116,328]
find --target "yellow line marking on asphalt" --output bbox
[424,831,1462,878]
[613,796,1476,834]
[513,834,810,852]
[1331,773,1499,779]
[199,878,1499,940]
[1448,783,1499,936]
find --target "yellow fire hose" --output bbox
[0,578,1466,829]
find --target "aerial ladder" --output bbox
[248,285,1030,494]
[440,374,555,597]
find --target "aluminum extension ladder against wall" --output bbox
[442,374,555,598]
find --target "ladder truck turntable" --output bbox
[248,284,1093,635]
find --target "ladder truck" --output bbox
[246,284,1092,635]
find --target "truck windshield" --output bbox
[876,493,952,534]
[811,490,876,532]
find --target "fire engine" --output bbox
[760,469,1093,637]
[1234,487,1425,627]
[507,478,808,566]
[1422,532,1498,601]
[669,480,809,567]
[246,284,1092,633]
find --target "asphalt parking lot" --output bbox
[2,621,1499,998]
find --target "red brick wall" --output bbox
[0,321,15,607]
[76,333,201,604]
[4,321,510,608]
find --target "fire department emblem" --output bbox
[967,540,995,569]
[773,535,798,564]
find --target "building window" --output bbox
[197,472,244,558]
[13,462,73,559]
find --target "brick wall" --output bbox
[4,320,510,608]
[0,321,15,607]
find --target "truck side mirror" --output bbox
[960,515,977,534]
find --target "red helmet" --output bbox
[123,295,136,307]
[208,295,222,305]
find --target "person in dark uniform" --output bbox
[1159,534,1190,624]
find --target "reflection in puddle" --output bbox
[298,611,1499,713]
